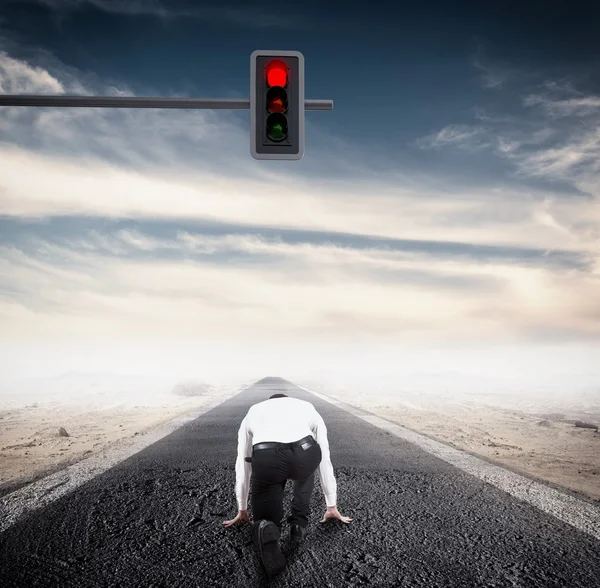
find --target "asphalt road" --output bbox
[1,377,599,587]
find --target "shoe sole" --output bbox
[260,523,287,577]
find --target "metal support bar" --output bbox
[0,95,333,110]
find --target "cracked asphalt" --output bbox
[1,377,599,587]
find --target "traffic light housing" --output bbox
[250,50,305,160]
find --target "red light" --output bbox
[266,60,287,87]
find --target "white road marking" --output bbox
[0,388,243,534]
[297,384,600,542]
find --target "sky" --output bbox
[0,0,599,390]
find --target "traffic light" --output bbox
[250,50,305,160]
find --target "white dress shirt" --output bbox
[235,397,337,510]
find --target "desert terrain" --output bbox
[306,380,600,503]
[0,374,247,496]
[2,373,599,505]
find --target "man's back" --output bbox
[246,397,317,445]
[225,393,352,575]
[235,395,337,509]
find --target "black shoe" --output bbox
[257,520,286,578]
[290,523,306,544]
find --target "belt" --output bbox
[244,435,316,462]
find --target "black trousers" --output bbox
[250,440,322,540]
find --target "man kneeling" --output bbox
[223,393,352,577]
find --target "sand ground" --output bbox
[315,385,600,503]
[0,393,224,496]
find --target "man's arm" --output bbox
[234,415,253,510]
[310,407,337,507]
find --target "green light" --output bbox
[269,123,284,140]
[266,112,288,142]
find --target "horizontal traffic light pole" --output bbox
[0,95,333,110]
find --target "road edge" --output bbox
[296,382,600,543]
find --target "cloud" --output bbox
[46,226,587,274]
[417,125,490,151]
[0,48,598,258]
[497,137,520,153]
[431,75,600,221]
[425,121,557,160]
[486,90,600,269]
[46,0,192,18]
[524,94,600,118]
[0,52,64,94]
[473,108,517,124]
[4,142,599,257]
[18,0,301,27]
[474,60,508,89]
[1,225,598,348]
[503,89,600,191]
[517,131,600,178]
[491,128,558,160]
[1,44,600,386]
[472,46,513,89]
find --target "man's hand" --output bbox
[223,509,251,527]
[320,505,353,524]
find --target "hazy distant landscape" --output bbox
[301,373,600,502]
[0,372,250,495]
[1,369,598,502]
[302,371,600,417]
[0,372,250,411]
